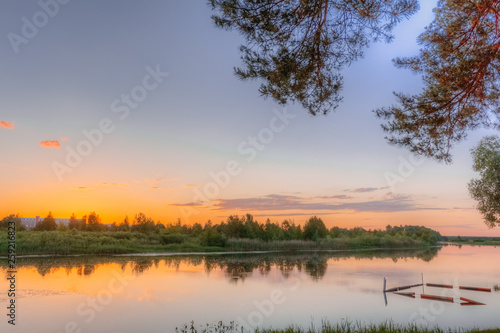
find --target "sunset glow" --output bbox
[1,1,499,237]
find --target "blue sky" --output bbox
[1,0,499,236]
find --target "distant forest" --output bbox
[1,212,442,248]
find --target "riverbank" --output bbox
[0,230,440,255]
[444,236,500,247]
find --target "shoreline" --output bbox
[0,246,442,259]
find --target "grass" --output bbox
[226,236,428,252]
[445,236,500,247]
[175,321,500,333]
[0,230,225,255]
[1,230,438,256]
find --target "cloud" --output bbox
[40,140,61,148]
[427,224,477,229]
[61,137,68,141]
[253,212,339,217]
[183,184,196,188]
[214,194,443,213]
[0,121,14,129]
[316,195,353,200]
[77,182,129,190]
[169,202,203,207]
[347,187,389,193]
[144,178,166,188]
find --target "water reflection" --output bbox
[1,246,499,332]
[1,248,439,281]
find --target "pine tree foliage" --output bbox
[376,0,500,162]
[209,0,419,115]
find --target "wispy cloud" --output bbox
[61,137,68,141]
[76,182,129,190]
[40,140,61,148]
[144,178,167,188]
[169,202,203,207]
[213,194,442,213]
[316,195,353,200]
[183,184,196,188]
[0,121,14,129]
[427,224,477,229]
[347,187,389,193]
[253,212,339,217]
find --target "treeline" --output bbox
[1,212,443,247]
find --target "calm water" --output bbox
[1,246,499,332]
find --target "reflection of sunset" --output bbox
[1,247,499,332]
[5,246,499,293]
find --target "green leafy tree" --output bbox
[117,215,130,231]
[224,215,246,238]
[80,215,87,230]
[0,214,25,231]
[264,219,281,241]
[68,213,82,230]
[87,211,102,231]
[376,0,500,162]
[468,136,500,227]
[303,216,328,240]
[57,223,68,231]
[210,0,418,115]
[201,227,227,247]
[190,223,203,236]
[132,212,157,233]
[35,212,57,231]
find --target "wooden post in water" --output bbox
[421,273,424,294]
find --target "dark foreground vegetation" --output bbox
[1,213,442,255]
[175,321,500,333]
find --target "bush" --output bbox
[161,233,189,245]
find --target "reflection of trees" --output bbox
[225,262,254,283]
[304,256,328,280]
[77,265,96,276]
[130,259,155,275]
[1,247,439,280]
[207,254,330,282]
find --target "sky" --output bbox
[1,0,499,236]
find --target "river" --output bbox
[1,245,499,332]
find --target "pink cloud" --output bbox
[40,140,61,148]
[0,121,14,129]
[61,137,68,141]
